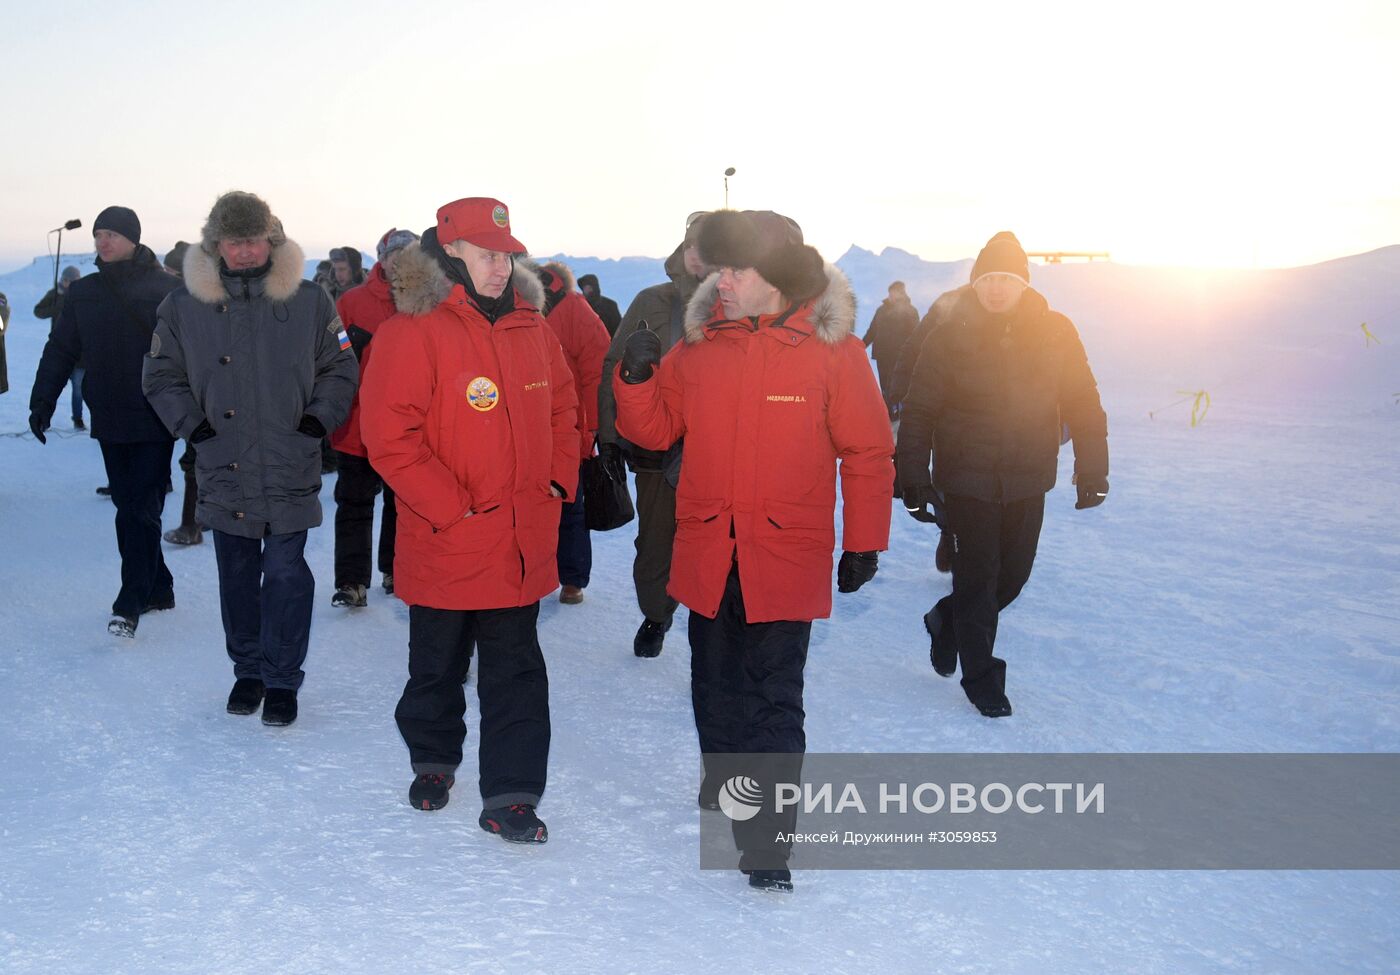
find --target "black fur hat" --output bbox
[698,210,828,303]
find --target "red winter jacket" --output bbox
[614,265,893,622]
[359,247,580,610]
[541,264,611,460]
[332,264,398,457]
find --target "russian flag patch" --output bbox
[337,327,351,351]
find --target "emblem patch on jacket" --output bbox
[148,333,162,357]
[467,376,500,412]
[327,317,351,352]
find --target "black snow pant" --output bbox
[632,470,678,624]
[931,493,1044,707]
[213,529,315,691]
[333,451,396,589]
[99,439,175,620]
[396,603,551,809]
[689,564,809,865]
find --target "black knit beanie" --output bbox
[93,205,141,246]
[970,231,1029,285]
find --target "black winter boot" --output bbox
[261,688,298,726]
[226,678,265,715]
[107,615,137,639]
[408,773,454,811]
[633,617,671,658]
[924,606,956,677]
[746,868,794,892]
[479,804,548,843]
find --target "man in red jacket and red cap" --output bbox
[329,227,418,608]
[359,198,579,844]
[614,210,894,892]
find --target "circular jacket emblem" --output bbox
[492,205,509,228]
[467,376,500,412]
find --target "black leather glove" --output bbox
[29,411,50,444]
[837,551,879,593]
[620,325,662,384]
[1075,475,1109,510]
[902,483,944,525]
[189,420,216,444]
[297,414,327,439]
[597,441,625,476]
[347,325,372,361]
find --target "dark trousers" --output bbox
[689,565,809,861]
[633,470,678,623]
[333,451,396,588]
[932,493,1044,706]
[213,530,315,691]
[396,603,551,808]
[556,467,590,588]
[99,439,175,619]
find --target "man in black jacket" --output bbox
[896,232,1108,718]
[577,273,622,337]
[29,207,180,638]
[862,280,919,417]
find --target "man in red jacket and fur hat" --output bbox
[614,210,894,891]
[359,198,579,845]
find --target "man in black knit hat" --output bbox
[896,231,1109,718]
[30,206,181,638]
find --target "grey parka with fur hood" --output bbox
[142,239,358,538]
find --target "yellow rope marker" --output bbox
[1174,389,1211,427]
[1361,322,1381,346]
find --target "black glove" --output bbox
[297,414,327,439]
[189,420,216,444]
[902,483,944,525]
[837,551,879,593]
[1075,475,1109,510]
[29,411,50,444]
[597,441,625,476]
[347,325,373,361]
[620,325,662,384]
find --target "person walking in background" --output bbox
[614,209,893,892]
[597,211,711,657]
[30,207,180,638]
[143,191,357,726]
[896,231,1109,718]
[329,227,418,608]
[537,260,610,606]
[359,198,578,844]
[861,280,918,419]
[326,246,366,302]
[35,265,86,429]
[888,283,971,574]
[577,273,621,337]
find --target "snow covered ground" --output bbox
[1,258,1397,973]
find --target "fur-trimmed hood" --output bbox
[683,262,856,345]
[539,260,576,293]
[183,238,307,305]
[386,241,546,318]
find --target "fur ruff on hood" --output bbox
[183,238,307,305]
[683,262,856,345]
[387,241,546,318]
[539,260,576,293]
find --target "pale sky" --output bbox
[2,0,1397,271]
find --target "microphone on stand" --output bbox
[50,218,84,292]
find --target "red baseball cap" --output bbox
[435,197,527,254]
